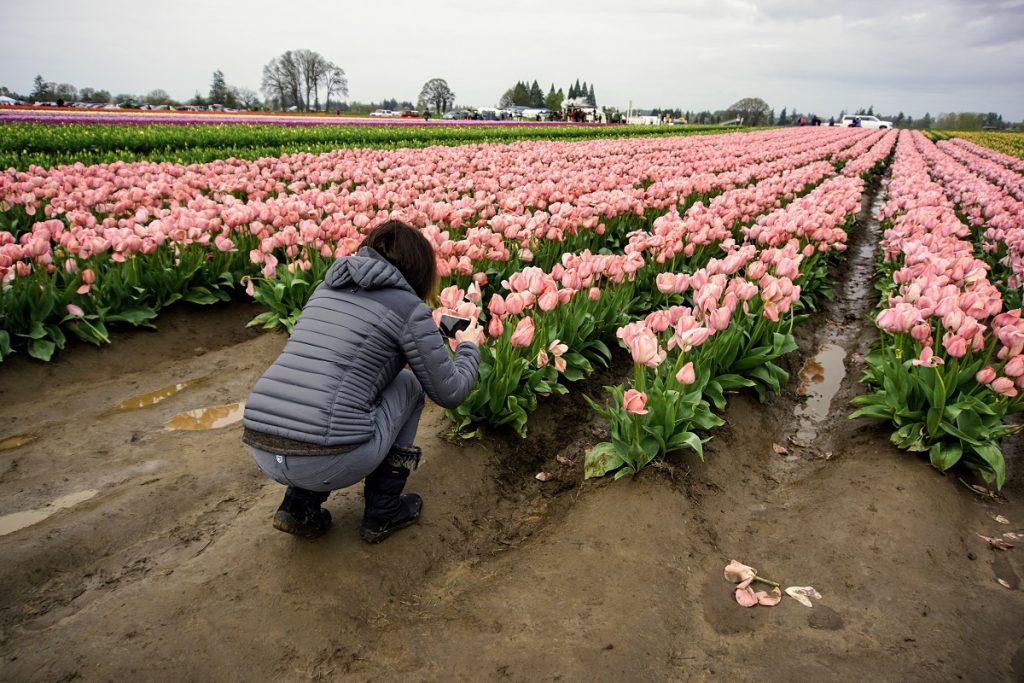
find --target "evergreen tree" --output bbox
[209,70,229,105]
[511,81,530,106]
[580,81,588,103]
[571,79,581,99]
[588,83,595,106]
[529,80,544,107]
[544,84,564,113]
[31,75,47,99]
[778,107,788,125]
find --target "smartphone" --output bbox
[439,314,471,339]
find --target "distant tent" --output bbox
[0,96,18,106]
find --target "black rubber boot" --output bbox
[359,446,423,544]
[273,486,332,539]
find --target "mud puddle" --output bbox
[0,435,36,451]
[0,489,99,536]
[164,402,245,431]
[112,378,206,411]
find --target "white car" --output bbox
[369,109,394,117]
[840,115,893,129]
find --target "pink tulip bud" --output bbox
[66,303,85,318]
[676,362,696,385]
[976,366,997,384]
[589,287,601,301]
[622,389,648,415]
[487,316,504,338]
[81,268,96,284]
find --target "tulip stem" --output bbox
[752,574,781,589]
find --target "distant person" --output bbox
[828,116,835,126]
[423,110,431,121]
[243,221,482,543]
[852,117,862,128]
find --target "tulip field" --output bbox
[2,124,1024,487]
[0,120,735,171]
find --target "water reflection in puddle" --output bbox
[0,435,35,451]
[793,341,848,447]
[113,379,203,410]
[0,489,99,536]
[165,403,245,431]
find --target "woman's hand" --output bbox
[454,317,483,347]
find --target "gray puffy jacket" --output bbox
[243,247,480,451]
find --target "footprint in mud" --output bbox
[807,605,844,631]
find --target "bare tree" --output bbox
[261,57,288,109]
[262,50,345,111]
[324,66,349,110]
[726,97,772,126]
[418,78,455,115]
[279,51,303,109]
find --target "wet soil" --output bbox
[2,197,1024,681]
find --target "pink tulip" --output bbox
[911,346,943,367]
[1004,355,1024,378]
[628,328,666,368]
[676,362,696,385]
[509,317,535,347]
[505,292,526,315]
[622,389,648,415]
[910,323,931,343]
[941,333,968,358]
[538,290,558,312]
[992,377,1018,397]
[439,285,464,310]
[536,349,549,368]
[588,287,601,301]
[976,366,997,384]
[66,303,84,317]
[487,316,504,338]
[488,294,507,317]
[708,306,731,331]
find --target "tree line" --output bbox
[496,79,597,111]
[1,67,1018,129]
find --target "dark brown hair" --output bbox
[363,220,438,301]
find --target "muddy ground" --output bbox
[2,196,1024,682]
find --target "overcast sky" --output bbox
[2,0,1022,118]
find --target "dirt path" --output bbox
[1,193,1023,682]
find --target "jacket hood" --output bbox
[323,247,417,294]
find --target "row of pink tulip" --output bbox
[936,139,1024,203]
[840,129,899,178]
[585,163,871,478]
[856,131,1022,488]
[438,142,862,347]
[918,137,1024,298]
[945,137,1024,174]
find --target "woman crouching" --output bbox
[242,220,481,542]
